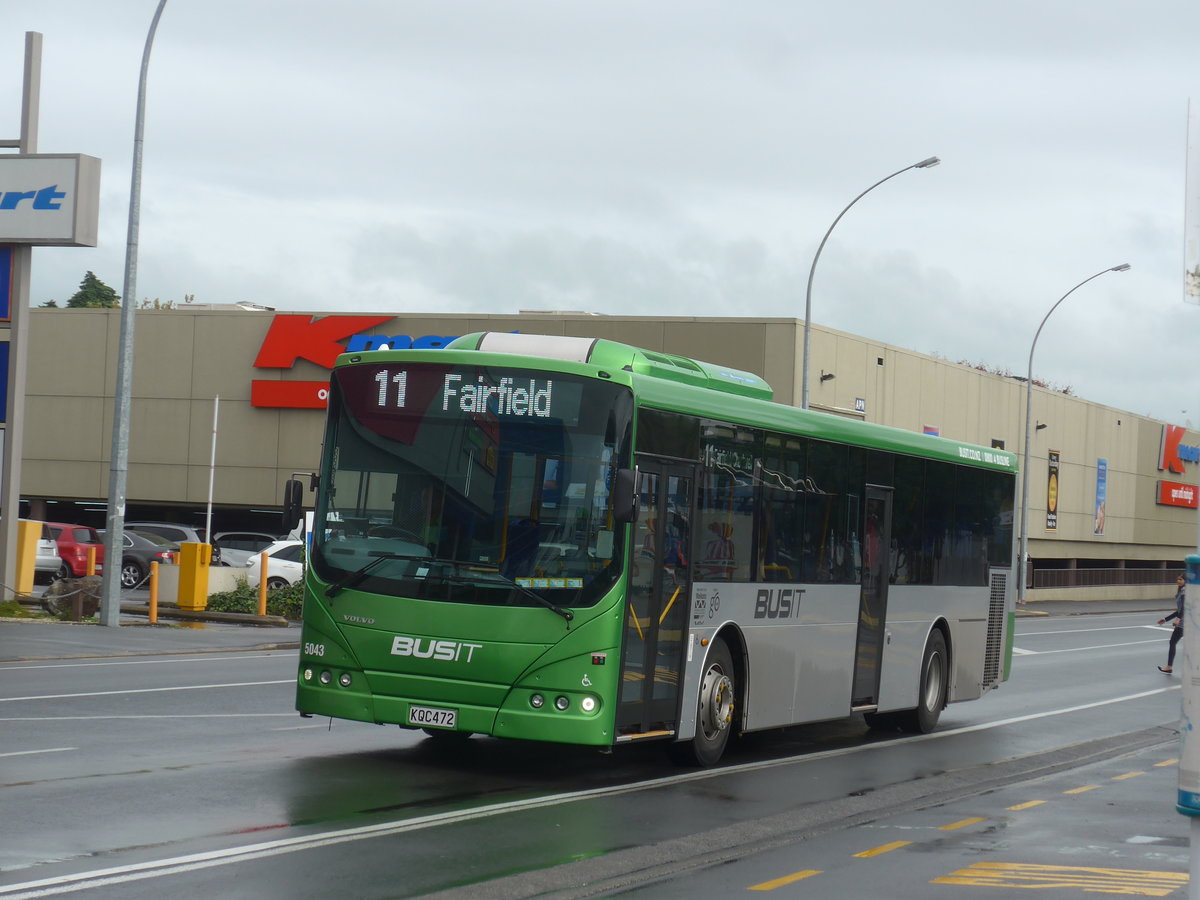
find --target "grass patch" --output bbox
[0,599,43,619]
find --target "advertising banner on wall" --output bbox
[1094,458,1107,535]
[1158,481,1199,508]
[1046,450,1060,531]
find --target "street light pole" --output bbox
[801,155,940,410]
[99,0,169,626]
[1017,263,1131,606]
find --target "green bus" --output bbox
[292,332,1016,766]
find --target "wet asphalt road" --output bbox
[0,607,1190,898]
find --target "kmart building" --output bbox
[13,306,1197,602]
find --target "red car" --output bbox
[44,522,105,578]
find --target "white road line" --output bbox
[0,685,1179,899]
[0,748,76,759]
[1016,625,1168,636]
[1011,639,1163,656]
[0,680,293,702]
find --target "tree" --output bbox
[66,271,121,308]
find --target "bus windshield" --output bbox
[310,361,633,610]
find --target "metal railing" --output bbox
[1031,568,1182,589]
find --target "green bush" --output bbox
[206,580,304,620]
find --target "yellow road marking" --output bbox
[747,870,822,891]
[1063,785,1100,795]
[1006,800,1046,811]
[932,861,1187,895]
[939,817,987,831]
[1155,758,1179,767]
[1113,771,1144,781]
[853,840,911,858]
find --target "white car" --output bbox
[244,540,305,588]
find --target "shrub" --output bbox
[206,580,304,620]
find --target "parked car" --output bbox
[244,540,305,588]
[102,530,180,589]
[214,531,280,567]
[125,522,221,565]
[26,520,62,583]
[43,522,105,578]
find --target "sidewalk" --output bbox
[0,614,300,662]
[1015,596,1175,618]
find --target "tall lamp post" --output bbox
[1017,263,1131,606]
[99,0,169,626]
[801,155,941,410]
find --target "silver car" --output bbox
[26,520,61,582]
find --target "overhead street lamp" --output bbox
[801,155,941,410]
[99,0,169,626]
[1017,263,1131,606]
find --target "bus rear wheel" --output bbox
[669,638,736,767]
[898,629,947,734]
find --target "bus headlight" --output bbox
[554,696,570,711]
[303,668,314,682]
[580,696,597,713]
[339,673,352,687]
[530,693,545,709]
[319,671,332,685]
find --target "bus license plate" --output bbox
[408,705,457,729]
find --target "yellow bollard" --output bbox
[149,561,159,624]
[86,545,97,576]
[177,542,212,610]
[258,550,268,616]
[15,520,39,597]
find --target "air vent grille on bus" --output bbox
[983,568,1008,687]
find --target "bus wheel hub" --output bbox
[700,667,733,738]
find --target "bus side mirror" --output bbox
[282,478,304,532]
[612,468,639,525]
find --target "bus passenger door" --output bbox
[852,485,893,708]
[616,462,693,738]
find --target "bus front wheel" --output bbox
[898,629,947,734]
[669,638,736,767]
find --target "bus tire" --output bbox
[669,638,736,767]
[899,629,947,734]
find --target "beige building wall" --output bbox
[19,308,1196,578]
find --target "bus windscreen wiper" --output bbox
[489,572,574,622]
[326,553,574,622]
[325,552,413,598]
[414,559,575,623]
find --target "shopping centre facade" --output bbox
[15,306,1197,601]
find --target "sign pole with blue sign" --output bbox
[0,34,42,606]
[0,33,100,606]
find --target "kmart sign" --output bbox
[0,154,100,246]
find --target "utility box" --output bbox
[14,519,38,596]
[176,542,212,610]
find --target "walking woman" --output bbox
[1158,574,1186,674]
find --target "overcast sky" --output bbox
[4,1,1198,423]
